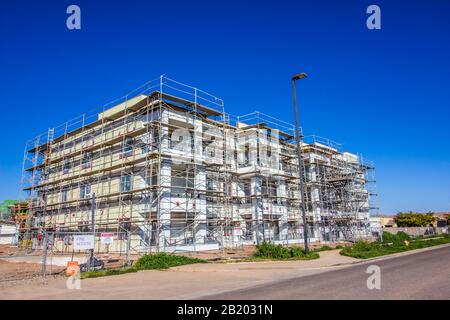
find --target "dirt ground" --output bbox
[0,259,65,286]
[0,244,34,256]
[0,244,67,285]
[0,259,42,281]
[0,245,43,284]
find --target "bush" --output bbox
[380,231,395,244]
[254,242,291,259]
[393,231,411,244]
[290,246,307,257]
[394,212,435,227]
[133,253,207,270]
[381,231,411,245]
[254,242,319,260]
[353,241,374,252]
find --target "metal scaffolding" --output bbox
[20,75,378,254]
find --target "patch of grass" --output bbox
[381,231,411,245]
[133,253,207,270]
[81,266,137,279]
[313,245,334,252]
[80,253,207,279]
[253,242,319,260]
[340,232,450,259]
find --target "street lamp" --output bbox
[291,72,309,254]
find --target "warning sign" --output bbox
[100,233,114,245]
[66,261,79,275]
[73,235,94,250]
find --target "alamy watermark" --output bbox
[366,5,381,30]
[66,5,81,30]
[66,264,81,290]
[366,265,381,290]
[64,5,381,32]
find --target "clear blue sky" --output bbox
[1,0,449,214]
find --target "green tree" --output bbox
[394,212,435,227]
[0,200,17,220]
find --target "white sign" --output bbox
[100,233,114,245]
[234,227,243,236]
[73,235,94,250]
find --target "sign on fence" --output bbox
[73,235,94,250]
[234,227,243,236]
[100,233,114,245]
[66,261,79,275]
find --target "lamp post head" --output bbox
[292,73,308,81]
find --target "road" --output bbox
[200,245,450,299]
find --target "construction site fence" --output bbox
[0,223,392,282]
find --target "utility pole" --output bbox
[292,73,309,254]
[41,233,48,274]
[88,193,96,270]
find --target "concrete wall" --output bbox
[383,226,448,236]
[0,224,19,245]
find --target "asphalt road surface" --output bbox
[200,245,450,299]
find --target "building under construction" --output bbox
[21,76,377,253]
